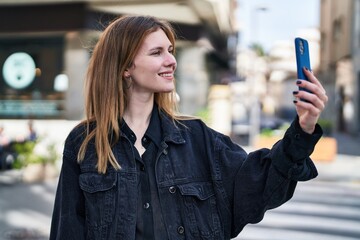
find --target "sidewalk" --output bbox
[333,132,360,156]
[0,178,57,240]
[315,154,360,182]
[314,131,360,182]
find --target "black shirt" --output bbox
[122,106,168,239]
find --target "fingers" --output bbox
[296,80,328,105]
[303,67,326,92]
[293,90,325,115]
[297,69,328,105]
[293,69,328,133]
[294,70,328,116]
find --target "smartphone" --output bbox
[294,37,312,93]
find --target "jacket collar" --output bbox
[119,105,186,145]
[158,109,186,145]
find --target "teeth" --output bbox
[159,73,172,77]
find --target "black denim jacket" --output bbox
[50,111,321,240]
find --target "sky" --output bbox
[237,0,320,51]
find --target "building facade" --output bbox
[319,0,360,134]
[0,0,237,120]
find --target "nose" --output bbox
[164,52,177,69]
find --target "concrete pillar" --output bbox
[176,46,209,115]
[63,31,94,120]
[208,85,232,135]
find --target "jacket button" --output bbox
[163,149,168,155]
[177,226,185,234]
[140,165,145,171]
[295,133,300,139]
[169,186,176,194]
[143,202,150,209]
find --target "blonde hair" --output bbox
[78,15,181,173]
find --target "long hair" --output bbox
[78,15,180,174]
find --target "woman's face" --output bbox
[125,29,177,94]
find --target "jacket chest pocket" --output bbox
[178,182,222,239]
[79,172,117,228]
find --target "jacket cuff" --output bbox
[283,116,323,162]
[269,116,322,180]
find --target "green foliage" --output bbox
[249,43,266,56]
[13,141,42,169]
[196,108,211,124]
[46,142,60,165]
[12,138,59,169]
[260,123,290,137]
[260,128,274,137]
[317,119,333,136]
[12,141,44,169]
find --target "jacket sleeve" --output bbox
[50,133,86,240]
[216,117,322,237]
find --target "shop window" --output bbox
[0,36,65,119]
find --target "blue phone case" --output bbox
[295,37,311,92]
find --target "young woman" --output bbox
[50,15,328,239]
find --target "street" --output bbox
[1,154,360,239]
[237,180,360,240]
[0,177,56,240]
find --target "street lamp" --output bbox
[251,6,268,45]
[248,5,268,146]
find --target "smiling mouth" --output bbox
[159,73,173,77]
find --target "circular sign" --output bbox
[2,52,36,89]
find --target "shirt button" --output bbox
[169,186,176,194]
[143,137,148,142]
[143,202,150,209]
[177,226,185,235]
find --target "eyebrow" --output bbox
[148,45,173,52]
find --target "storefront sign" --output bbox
[2,52,36,89]
[0,100,63,117]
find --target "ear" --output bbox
[123,70,130,78]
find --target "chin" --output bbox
[155,87,174,93]
[161,85,175,92]
[161,89,174,93]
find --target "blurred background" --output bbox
[0,0,359,239]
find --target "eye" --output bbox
[151,50,161,56]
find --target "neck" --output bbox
[124,94,154,128]
[124,94,154,156]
